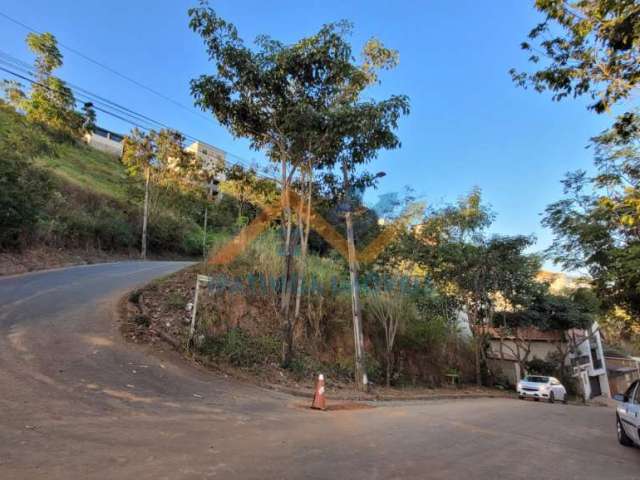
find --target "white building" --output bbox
[486,323,611,399]
[185,141,226,177]
[84,127,125,157]
[570,323,611,399]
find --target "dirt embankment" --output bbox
[120,266,510,401]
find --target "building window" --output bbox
[202,148,208,155]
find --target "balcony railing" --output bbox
[572,355,591,367]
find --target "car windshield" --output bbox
[524,376,549,383]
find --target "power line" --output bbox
[0,63,281,184]
[0,10,215,124]
[0,49,274,180]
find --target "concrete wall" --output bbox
[487,358,520,387]
[607,356,640,396]
[84,132,123,157]
[488,339,561,364]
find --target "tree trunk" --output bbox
[386,350,392,387]
[141,166,150,260]
[468,307,482,386]
[294,171,312,320]
[342,160,367,391]
[474,332,482,386]
[280,159,296,367]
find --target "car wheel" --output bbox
[534,398,539,402]
[617,416,634,447]
[562,393,568,405]
[549,392,555,404]
[518,395,525,400]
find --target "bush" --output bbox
[525,357,556,376]
[41,192,136,251]
[197,327,280,368]
[0,147,52,248]
[287,353,357,382]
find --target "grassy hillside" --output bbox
[0,102,238,257]
[36,142,130,201]
[0,104,129,200]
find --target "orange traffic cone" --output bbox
[311,373,326,410]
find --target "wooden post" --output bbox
[189,275,211,348]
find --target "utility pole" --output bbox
[141,165,150,260]
[342,160,367,391]
[202,175,219,266]
[202,205,208,260]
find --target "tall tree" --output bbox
[511,0,640,113]
[497,287,598,382]
[410,190,541,385]
[188,4,409,380]
[81,102,97,134]
[312,50,410,390]
[122,128,198,259]
[543,111,640,342]
[122,129,155,259]
[366,287,417,387]
[189,7,356,365]
[23,32,83,136]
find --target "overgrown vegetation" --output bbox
[0,102,226,256]
[515,1,640,353]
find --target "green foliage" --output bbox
[197,328,280,368]
[22,33,84,137]
[0,105,218,256]
[525,357,556,376]
[0,139,52,248]
[287,353,358,382]
[512,1,640,113]
[121,128,154,177]
[411,189,541,317]
[500,288,599,332]
[43,196,136,250]
[36,141,130,200]
[26,32,62,75]
[147,211,200,255]
[543,111,640,329]
[167,292,185,309]
[81,102,96,134]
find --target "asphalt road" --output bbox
[0,261,638,479]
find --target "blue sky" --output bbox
[0,1,616,270]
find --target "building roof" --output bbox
[93,126,124,143]
[482,326,563,342]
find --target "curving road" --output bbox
[0,262,638,479]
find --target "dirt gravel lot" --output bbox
[1,262,638,479]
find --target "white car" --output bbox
[614,380,640,448]
[517,375,568,404]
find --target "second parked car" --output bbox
[517,375,568,403]
[614,380,640,448]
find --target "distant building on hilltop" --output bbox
[84,127,125,157]
[185,141,226,176]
